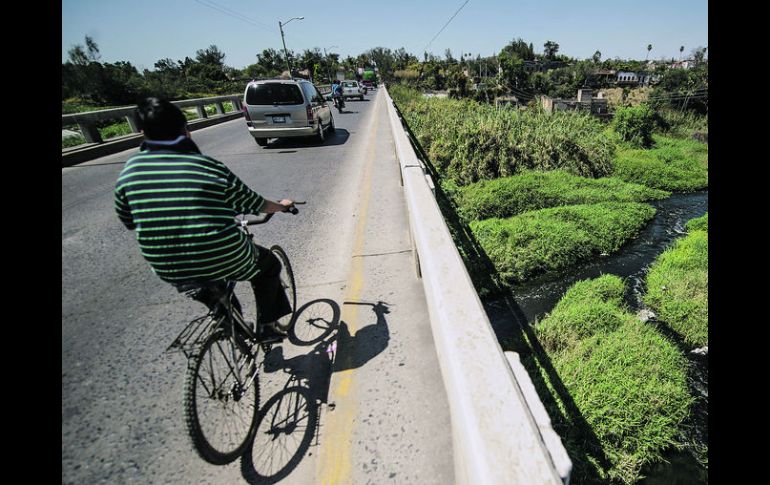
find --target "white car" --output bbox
[341,80,366,101]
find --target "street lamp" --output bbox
[279,16,304,77]
[324,45,338,83]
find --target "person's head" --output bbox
[137,97,188,140]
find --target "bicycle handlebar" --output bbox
[236,201,306,226]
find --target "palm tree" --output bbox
[679,45,684,61]
[646,44,653,61]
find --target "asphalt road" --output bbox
[62,90,453,484]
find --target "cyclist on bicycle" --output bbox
[331,80,343,108]
[114,97,292,341]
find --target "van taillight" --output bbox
[306,104,314,125]
[242,106,251,122]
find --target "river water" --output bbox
[485,191,709,483]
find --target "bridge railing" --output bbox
[382,86,572,485]
[61,95,244,145]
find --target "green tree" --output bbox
[446,64,469,98]
[256,48,284,76]
[502,38,535,61]
[498,48,529,90]
[544,40,559,60]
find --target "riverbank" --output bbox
[390,87,709,483]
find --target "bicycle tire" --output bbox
[270,245,296,332]
[184,330,260,465]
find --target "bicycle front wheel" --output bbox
[184,330,260,465]
[271,245,296,332]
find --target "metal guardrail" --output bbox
[62,95,244,144]
[382,86,572,484]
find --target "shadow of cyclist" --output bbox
[333,300,390,372]
[240,299,339,484]
[239,298,391,483]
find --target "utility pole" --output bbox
[324,45,339,83]
[279,16,304,77]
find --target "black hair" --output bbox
[137,97,187,140]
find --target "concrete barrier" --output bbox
[383,86,572,484]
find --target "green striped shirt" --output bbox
[115,136,266,283]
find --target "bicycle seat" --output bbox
[175,281,235,311]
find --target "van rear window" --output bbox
[246,83,304,105]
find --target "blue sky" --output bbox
[62,0,708,71]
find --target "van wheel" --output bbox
[328,115,336,133]
[255,138,268,147]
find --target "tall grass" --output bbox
[644,213,708,347]
[613,135,708,192]
[655,109,708,139]
[390,85,616,185]
[533,275,693,484]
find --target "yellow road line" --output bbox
[318,93,382,485]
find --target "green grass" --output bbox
[533,275,693,484]
[655,109,708,140]
[469,202,656,284]
[685,212,708,232]
[612,135,708,192]
[456,170,670,221]
[98,120,133,140]
[62,133,87,149]
[643,214,708,348]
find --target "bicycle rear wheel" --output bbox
[184,330,260,465]
[270,245,296,332]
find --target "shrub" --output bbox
[612,104,656,148]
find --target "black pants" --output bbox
[250,245,292,324]
[179,244,291,325]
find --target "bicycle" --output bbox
[165,202,304,465]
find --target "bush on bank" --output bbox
[644,213,709,348]
[469,202,656,284]
[612,104,656,148]
[455,170,670,221]
[534,275,693,484]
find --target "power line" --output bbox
[423,0,470,53]
[193,0,274,33]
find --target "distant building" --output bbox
[495,95,520,109]
[617,71,639,85]
[615,71,659,87]
[668,59,695,69]
[541,88,610,119]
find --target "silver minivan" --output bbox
[242,79,334,147]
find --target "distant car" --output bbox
[341,80,366,101]
[361,80,375,90]
[242,79,334,147]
